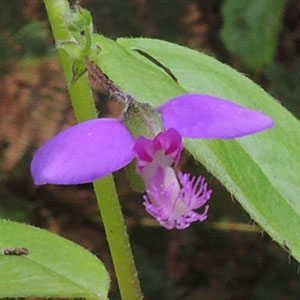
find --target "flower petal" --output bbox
[158,94,275,139]
[134,129,183,172]
[31,119,135,185]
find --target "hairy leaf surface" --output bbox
[0,219,109,299]
[89,35,300,262]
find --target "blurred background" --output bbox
[0,0,299,299]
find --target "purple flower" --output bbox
[134,128,211,229]
[31,94,274,229]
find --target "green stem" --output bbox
[43,1,143,299]
[43,0,96,122]
[94,177,143,300]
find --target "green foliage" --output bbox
[0,1,23,31]
[0,15,52,73]
[125,161,145,193]
[89,35,300,262]
[0,2,53,73]
[0,36,13,71]
[0,219,109,299]
[220,0,286,70]
[67,6,93,33]
[0,195,31,223]
[15,21,50,56]
[264,61,300,118]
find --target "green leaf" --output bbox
[15,20,51,56]
[220,0,286,70]
[125,161,145,193]
[67,6,93,33]
[0,219,109,299]
[90,35,300,262]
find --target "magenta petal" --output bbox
[31,119,135,185]
[158,94,275,139]
[134,136,154,163]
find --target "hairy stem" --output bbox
[43,1,143,299]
